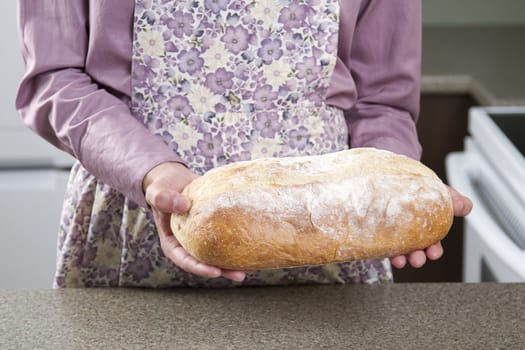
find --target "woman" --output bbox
[16,0,472,287]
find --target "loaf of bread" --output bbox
[170,148,454,270]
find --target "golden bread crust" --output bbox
[171,148,453,269]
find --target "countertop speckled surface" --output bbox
[422,26,525,106]
[1,283,524,349]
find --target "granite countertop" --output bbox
[1,283,524,349]
[422,26,525,106]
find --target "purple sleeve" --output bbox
[15,1,183,208]
[343,0,422,160]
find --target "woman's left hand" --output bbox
[390,186,473,269]
[143,162,250,282]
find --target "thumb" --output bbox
[146,187,191,214]
[447,186,473,217]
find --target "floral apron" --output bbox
[54,0,393,288]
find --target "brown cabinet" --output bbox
[393,93,478,282]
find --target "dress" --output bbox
[16,1,423,287]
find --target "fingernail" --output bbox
[173,196,190,212]
[234,274,246,282]
[173,196,181,211]
[453,197,463,212]
[173,197,180,211]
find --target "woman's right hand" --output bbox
[143,162,248,282]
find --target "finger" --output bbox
[156,214,221,279]
[447,186,473,217]
[162,228,247,281]
[408,250,427,268]
[173,195,191,213]
[221,270,247,282]
[390,255,407,269]
[425,242,444,261]
[146,187,190,214]
[162,235,222,278]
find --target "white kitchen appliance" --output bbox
[0,1,74,288]
[446,107,525,282]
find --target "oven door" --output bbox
[446,138,525,282]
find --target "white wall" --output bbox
[0,1,72,289]
[423,0,525,26]
[0,1,24,127]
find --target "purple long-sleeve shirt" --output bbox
[16,1,422,208]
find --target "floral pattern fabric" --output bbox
[54,0,393,288]
[132,0,343,173]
